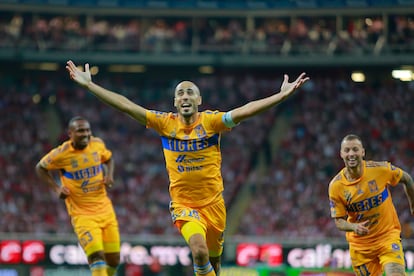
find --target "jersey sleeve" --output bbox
[146,110,169,133]
[328,179,347,218]
[204,110,231,132]
[39,146,64,170]
[387,162,403,187]
[91,137,112,162]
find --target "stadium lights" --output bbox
[32,94,41,104]
[107,65,146,73]
[23,62,59,71]
[198,65,214,74]
[392,69,413,81]
[351,71,365,83]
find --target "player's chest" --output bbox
[165,123,211,140]
[343,180,389,212]
[63,151,101,170]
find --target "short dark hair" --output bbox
[341,134,363,149]
[342,134,362,143]
[68,116,88,128]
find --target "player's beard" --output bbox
[73,136,90,149]
[346,158,360,169]
[180,106,195,118]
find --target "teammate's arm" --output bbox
[35,163,70,199]
[334,217,369,235]
[66,60,147,125]
[102,158,115,189]
[399,171,414,215]
[228,73,309,124]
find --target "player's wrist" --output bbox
[351,223,357,233]
[84,80,93,90]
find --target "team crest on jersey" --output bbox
[82,154,89,163]
[71,159,78,168]
[368,180,378,193]
[170,130,176,138]
[92,152,99,162]
[194,125,206,138]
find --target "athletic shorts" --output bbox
[71,211,120,257]
[350,237,405,276]
[170,197,226,257]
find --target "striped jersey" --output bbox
[329,160,403,250]
[39,137,114,216]
[146,110,230,207]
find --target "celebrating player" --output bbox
[66,60,309,276]
[329,134,414,276]
[35,116,120,276]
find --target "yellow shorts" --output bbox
[71,211,120,257]
[350,237,405,276]
[170,197,226,257]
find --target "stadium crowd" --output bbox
[0,69,273,236]
[2,68,414,240]
[236,74,414,239]
[0,11,413,55]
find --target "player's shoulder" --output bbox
[365,160,389,168]
[365,160,396,173]
[90,136,104,143]
[148,110,174,117]
[328,171,344,189]
[56,140,71,152]
[47,140,71,158]
[202,110,222,115]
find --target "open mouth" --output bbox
[80,137,89,143]
[347,159,358,166]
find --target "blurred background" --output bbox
[1,0,414,275]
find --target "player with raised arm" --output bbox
[66,60,309,276]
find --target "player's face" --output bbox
[340,139,365,169]
[69,120,91,150]
[174,82,201,118]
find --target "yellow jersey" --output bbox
[329,160,404,250]
[39,137,114,216]
[146,110,230,207]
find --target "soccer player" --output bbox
[35,116,120,276]
[65,60,309,276]
[329,134,414,276]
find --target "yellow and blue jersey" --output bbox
[329,160,404,250]
[146,110,231,208]
[39,137,114,216]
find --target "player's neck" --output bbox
[344,166,362,182]
[180,112,199,126]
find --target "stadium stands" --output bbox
[1,1,414,242]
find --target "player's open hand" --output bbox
[280,72,309,97]
[66,60,92,88]
[353,220,369,236]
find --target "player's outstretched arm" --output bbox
[66,60,147,125]
[229,73,309,124]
